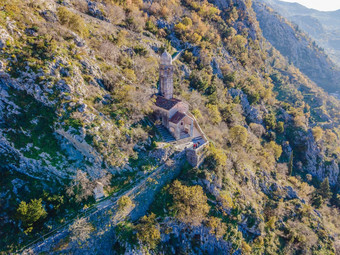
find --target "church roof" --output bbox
[169,111,186,124]
[155,96,181,110]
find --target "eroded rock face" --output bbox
[291,130,339,185]
[161,220,232,255]
[229,88,263,124]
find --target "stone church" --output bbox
[153,51,195,140]
[153,50,209,166]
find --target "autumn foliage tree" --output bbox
[69,218,94,242]
[169,180,210,226]
[66,170,94,203]
[136,213,161,249]
[312,126,323,142]
[229,125,248,146]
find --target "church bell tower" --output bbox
[159,51,174,99]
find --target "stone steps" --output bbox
[192,136,203,142]
[155,125,176,142]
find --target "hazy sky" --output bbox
[280,0,340,11]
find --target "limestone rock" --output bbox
[40,10,58,22]
[87,0,108,21]
[0,27,13,49]
[229,88,263,124]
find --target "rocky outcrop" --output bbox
[0,26,13,49]
[157,220,231,255]
[87,0,108,21]
[290,129,339,185]
[229,88,263,124]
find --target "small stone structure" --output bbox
[153,51,208,167]
[93,182,105,201]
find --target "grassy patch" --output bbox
[2,89,64,164]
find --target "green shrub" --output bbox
[182,17,193,26]
[145,20,158,34]
[206,104,222,124]
[206,145,227,167]
[17,198,47,233]
[276,121,284,133]
[57,7,88,37]
[266,141,282,160]
[133,45,148,56]
[264,113,277,130]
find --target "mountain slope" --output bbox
[260,0,340,67]
[0,0,339,254]
[253,0,340,94]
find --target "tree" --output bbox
[318,178,332,200]
[169,180,210,226]
[66,170,94,203]
[136,213,160,249]
[230,126,248,146]
[266,141,282,160]
[312,127,323,142]
[264,113,277,130]
[207,145,227,167]
[69,218,94,242]
[118,195,134,212]
[189,70,211,93]
[17,198,47,233]
[312,195,323,208]
[206,217,226,240]
[250,123,265,137]
[207,104,222,124]
[276,121,284,133]
[288,152,293,176]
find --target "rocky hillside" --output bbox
[259,0,340,67]
[253,0,340,94]
[0,0,340,254]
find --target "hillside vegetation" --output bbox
[0,0,339,254]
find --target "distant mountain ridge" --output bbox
[254,0,340,94]
[259,0,340,66]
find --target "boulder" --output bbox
[87,0,107,21]
[40,10,58,22]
